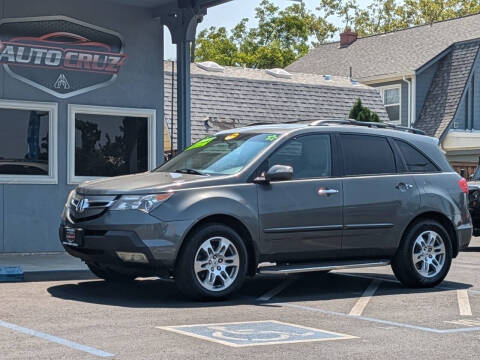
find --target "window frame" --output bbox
[391,138,440,174]
[256,132,335,181]
[0,99,58,185]
[68,104,157,185]
[338,133,399,177]
[377,85,402,125]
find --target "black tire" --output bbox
[392,219,452,288]
[175,223,248,300]
[87,263,136,282]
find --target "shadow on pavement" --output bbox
[24,271,95,282]
[462,247,480,252]
[46,271,473,309]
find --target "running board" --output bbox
[258,259,391,275]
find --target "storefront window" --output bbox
[0,101,57,184]
[68,105,156,183]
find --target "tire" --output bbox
[175,223,248,300]
[392,219,452,288]
[87,263,136,282]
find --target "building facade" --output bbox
[0,0,229,253]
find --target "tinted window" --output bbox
[75,114,148,177]
[0,109,49,176]
[341,134,396,176]
[268,134,331,179]
[395,139,438,173]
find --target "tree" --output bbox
[319,0,480,37]
[349,98,381,122]
[194,0,336,69]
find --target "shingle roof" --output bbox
[286,13,480,79]
[415,40,480,137]
[164,62,388,147]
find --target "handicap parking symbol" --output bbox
[158,320,356,347]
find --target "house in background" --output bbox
[287,14,480,175]
[164,61,388,152]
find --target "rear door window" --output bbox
[340,134,396,176]
[394,139,438,173]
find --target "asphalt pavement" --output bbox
[1,238,480,359]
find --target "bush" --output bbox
[349,99,381,123]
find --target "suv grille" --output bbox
[69,194,116,222]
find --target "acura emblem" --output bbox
[75,198,89,213]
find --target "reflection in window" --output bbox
[0,109,49,175]
[74,114,148,177]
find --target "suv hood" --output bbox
[76,172,214,195]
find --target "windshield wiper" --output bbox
[174,168,206,176]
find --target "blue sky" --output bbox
[164,0,373,59]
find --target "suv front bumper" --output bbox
[59,208,192,276]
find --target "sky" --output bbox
[163,0,373,60]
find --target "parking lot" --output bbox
[1,238,479,359]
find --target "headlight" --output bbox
[111,193,173,213]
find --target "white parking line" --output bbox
[349,279,381,316]
[257,278,297,302]
[457,290,473,316]
[0,320,114,358]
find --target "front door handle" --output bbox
[396,183,413,191]
[318,188,339,196]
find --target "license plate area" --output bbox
[63,227,84,247]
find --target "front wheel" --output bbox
[392,220,452,288]
[175,224,248,300]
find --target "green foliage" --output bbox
[195,0,480,68]
[349,99,382,122]
[320,0,480,37]
[194,0,336,69]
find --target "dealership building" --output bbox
[0,0,229,253]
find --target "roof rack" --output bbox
[310,119,426,135]
[246,118,426,135]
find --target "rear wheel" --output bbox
[87,263,136,282]
[392,220,452,288]
[175,223,248,300]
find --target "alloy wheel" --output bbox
[194,236,240,292]
[411,230,446,278]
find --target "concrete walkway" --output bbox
[0,252,88,272]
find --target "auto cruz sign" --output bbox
[0,16,127,98]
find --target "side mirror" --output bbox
[255,165,293,184]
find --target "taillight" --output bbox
[458,178,469,194]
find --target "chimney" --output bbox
[340,28,358,47]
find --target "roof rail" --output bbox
[310,119,426,135]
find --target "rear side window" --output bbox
[341,134,396,176]
[394,139,438,173]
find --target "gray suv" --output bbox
[60,120,473,299]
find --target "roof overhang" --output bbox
[104,0,232,9]
[442,131,480,152]
[360,71,415,85]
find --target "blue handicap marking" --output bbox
[0,266,24,282]
[159,321,356,347]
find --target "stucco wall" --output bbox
[0,0,165,252]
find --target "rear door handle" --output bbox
[318,188,339,196]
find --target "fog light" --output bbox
[116,252,149,264]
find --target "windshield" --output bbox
[156,132,280,176]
